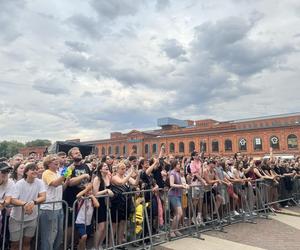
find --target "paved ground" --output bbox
[157,207,300,250]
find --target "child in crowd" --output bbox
[75,183,99,250]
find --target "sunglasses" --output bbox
[0,169,11,174]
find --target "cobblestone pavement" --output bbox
[204,210,300,250]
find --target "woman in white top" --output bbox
[10,163,46,250]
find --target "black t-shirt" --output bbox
[153,164,165,189]
[63,164,91,207]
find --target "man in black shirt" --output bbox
[63,147,91,245]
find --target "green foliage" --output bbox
[0,139,51,158]
[0,140,25,158]
[25,139,51,147]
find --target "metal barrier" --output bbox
[1,178,300,250]
[0,200,69,250]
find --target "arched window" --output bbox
[169,143,175,153]
[115,146,119,155]
[123,145,126,155]
[152,144,157,154]
[253,137,262,151]
[287,134,298,149]
[212,140,219,152]
[179,142,185,153]
[270,136,279,149]
[132,145,137,154]
[161,143,166,152]
[200,141,207,152]
[108,146,112,155]
[239,138,247,151]
[145,144,149,154]
[224,139,232,151]
[189,141,195,153]
[101,147,106,155]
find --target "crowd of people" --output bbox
[0,146,299,250]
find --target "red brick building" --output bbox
[84,113,300,158]
[19,146,47,159]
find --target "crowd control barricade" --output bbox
[0,200,69,250]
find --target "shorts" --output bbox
[9,217,37,241]
[75,223,92,237]
[169,196,182,209]
[191,186,204,199]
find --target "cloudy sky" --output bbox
[1,0,300,142]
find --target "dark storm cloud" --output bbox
[193,16,294,76]
[161,39,187,59]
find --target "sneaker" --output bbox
[233,210,240,216]
[206,216,212,221]
[197,216,205,226]
[221,218,228,223]
[252,212,257,216]
[175,231,183,236]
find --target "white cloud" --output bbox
[0,0,299,142]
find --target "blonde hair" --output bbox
[43,154,58,169]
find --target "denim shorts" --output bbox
[75,223,92,237]
[169,196,182,209]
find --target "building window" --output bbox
[145,144,149,154]
[169,143,175,153]
[115,146,119,155]
[108,146,112,155]
[224,139,232,151]
[101,147,106,155]
[132,145,137,154]
[270,136,280,149]
[212,140,219,152]
[189,141,195,153]
[253,137,262,151]
[179,142,185,153]
[239,138,247,151]
[123,145,126,155]
[287,134,298,149]
[152,144,157,154]
[200,141,207,152]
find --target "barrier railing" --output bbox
[1,178,299,250]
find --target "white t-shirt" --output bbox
[40,170,63,210]
[75,199,94,225]
[11,178,46,221]
[0,179,16,202]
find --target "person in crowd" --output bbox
[39,154,69,250]
[63,147,91,245]
[168,159,189,237]
[92,162,113,249]
[0,162,15,248]
[189,151,207,225]
[75,183,99,250]
[10,154,24,168]
[10,163,46,250]
[10,163,25,183]
[110,162,140,246]
[203,160,224,218]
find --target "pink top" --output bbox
[190,160,202,175]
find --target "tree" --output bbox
[0,140,25,158]
[25,139,51,147]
